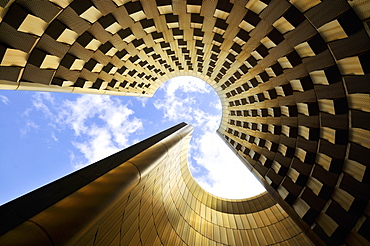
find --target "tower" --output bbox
[0,0,369,245]
[0,123,314,245]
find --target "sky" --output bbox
[0,76,265,205]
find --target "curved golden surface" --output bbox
[0,0,369,245]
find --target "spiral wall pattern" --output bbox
[0,0,369,245]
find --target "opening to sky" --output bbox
[0,76,265,205]
[153,76,266,199]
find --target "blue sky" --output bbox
[0,76,265,205]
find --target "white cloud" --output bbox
[31,92,54,118]
[30,93,143,169]
[51,132,58,142]
[210,100,222,110]
[20,120,39,136]
[155,77,265,199]
[135,97,149,107]
[191,108,220,131]
[60,95,143,168]
[154,76,219,129]
[20,92,58,131]
[161,76,211,94]
[154,96,195,122]
[192,132,266,199]
[71,126,121,169]
[0,95,9,104]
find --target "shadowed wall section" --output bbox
[0,0,369,245]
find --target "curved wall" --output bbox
[116,126,312,246]
[0,0,369,245]
[0,123,312,245]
